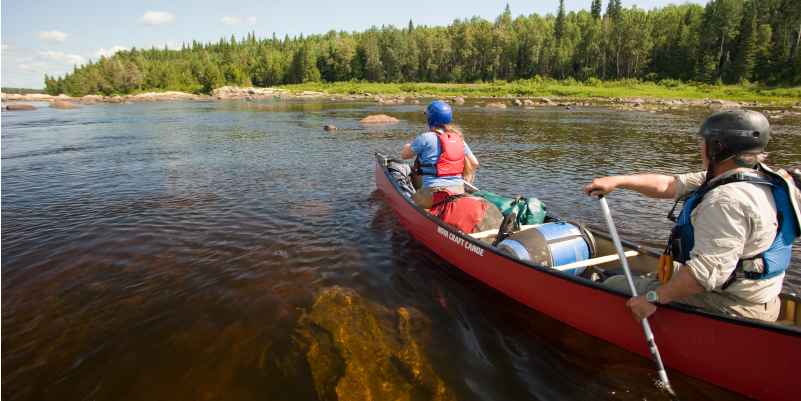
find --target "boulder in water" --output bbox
[324,125,339,131]
[6,104,36,110]
[486,103,506,108]
[707,99,739,111]
[50,102,78,109]
[359,115,399,123]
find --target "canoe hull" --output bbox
[375,156,801,401]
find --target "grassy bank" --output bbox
[277,79,801,102]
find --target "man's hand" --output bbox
[627,295,657,322]
[585,176,619,196]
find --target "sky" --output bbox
[1,0,707,89]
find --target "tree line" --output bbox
[3,87,48,95]
[45,0,801,96]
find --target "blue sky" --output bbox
[1,0,705,89]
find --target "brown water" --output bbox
[2,99,799,401]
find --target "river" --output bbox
[2,98,799,400]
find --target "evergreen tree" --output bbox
[730,0,758,83]
[555,0,567,40]
[591,0,602,20]
[606,0,622,21]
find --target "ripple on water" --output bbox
[2,100,791,400]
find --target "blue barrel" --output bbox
[497,221,595,275]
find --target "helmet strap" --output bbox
[700,163,716,190]
[733,158,757,168]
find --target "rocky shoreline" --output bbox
[4,86,800,118]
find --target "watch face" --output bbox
[647,291,657,302]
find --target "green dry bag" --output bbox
[472,190,547,227]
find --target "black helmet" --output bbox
[699,110,770,164]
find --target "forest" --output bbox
[44,0,801,97]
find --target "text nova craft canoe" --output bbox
[374,153,801,401]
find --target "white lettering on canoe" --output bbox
[436,226,483,256]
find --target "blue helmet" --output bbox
[425,101,453,127]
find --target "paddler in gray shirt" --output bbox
[585,110,801,322]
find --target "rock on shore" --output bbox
[359,115,399,123]
[211,86,290,99]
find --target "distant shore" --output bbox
[4,83,800,117]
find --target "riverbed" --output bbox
[2,99,799,400]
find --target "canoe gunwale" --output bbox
[374,153,801,337]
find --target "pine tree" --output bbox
[730,0,757,83]
[555,0,567,40]
[606,0,622,21]
[591,0,602,20]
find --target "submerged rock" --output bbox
[6,104,36,110]
[486,103,506,108]
[324,125,339,131]
[291,287,455,401]
[359,115,399,123]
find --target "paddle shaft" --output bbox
[598,195,674,394]
[552,250,638,271]
[463,180,479,192]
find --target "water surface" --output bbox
[3,99,799,400]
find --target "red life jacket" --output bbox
[415,131,465,177]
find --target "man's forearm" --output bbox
[655,267,705,304]
[616,174,678,199]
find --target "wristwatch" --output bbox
[646,290,659,303]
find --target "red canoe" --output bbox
[374,154,801,401]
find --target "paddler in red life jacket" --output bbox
[585,110,801,322]
[400,101,480,209]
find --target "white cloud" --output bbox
[95,46,127,58]
[21,51,86,71]
[220,16,258,26]
[134,11,176,27]
[34,31,73,42]
[1,43,87,87]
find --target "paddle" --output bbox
[463,180,479,192]
[597,195,676,397]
